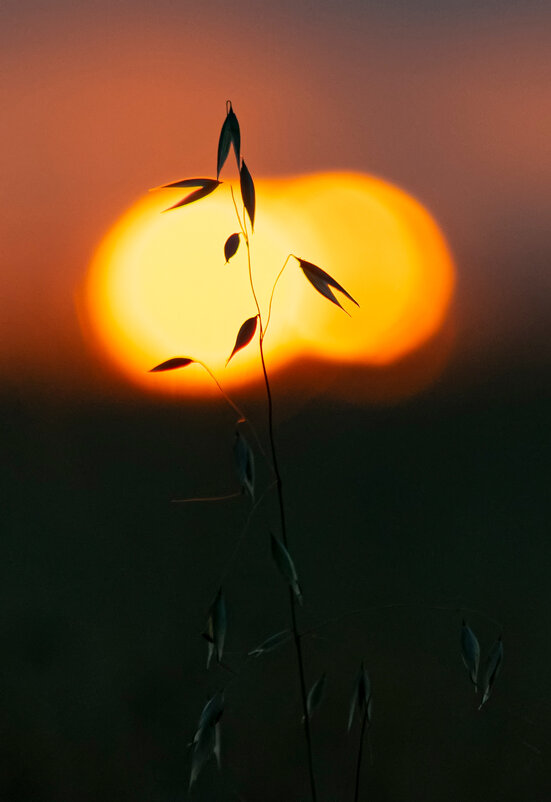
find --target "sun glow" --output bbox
[82,173,454,396]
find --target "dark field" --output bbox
[2,356,550,801]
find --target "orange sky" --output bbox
[1,1,549,399]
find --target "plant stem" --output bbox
[242,222,318,802]
[354,706,368,802]
[259,330,317,802]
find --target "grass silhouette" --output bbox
[147,101,503,801]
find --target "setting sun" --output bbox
[81,172,454,396]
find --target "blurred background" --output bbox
[1,0,550,799]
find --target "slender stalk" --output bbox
[240,211,318,801]
[264,254,292,336]
[195,359,268,463]
[302,602,504,639]
[196,359,246,421]
[171,492,241,504]
[354,707,368,802]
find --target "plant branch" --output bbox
[195,359,268,463]
[264,254,292,337]
[301,601,504,639]
[172,491,242,504]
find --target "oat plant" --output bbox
[147,101,503,801]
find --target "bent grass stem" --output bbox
[238,197,318,802]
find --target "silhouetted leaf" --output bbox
[227,104,241,168]
[153,177,219,190]
[214,722,222,769]
[294,256,359,312]
[305,674,326,721]
[163,181,221,211]
[149,357,194,373]
[461,620,480,691]
[189,721,215,790]
[270,533,303,604]
[197,692,224,733]
[366,694,373,727]
[224,232,241,263]
[217,102,241,178]
[205,588,227,669]
[226,315,258,365]
[479,637,503,710]
[204,626,215,670]
[248,629,292,657]
[240,159,255,231]
[189,692,224,790]
[348,662,372,731]
[233,431,255,500]
[217,115,232,180]
[202,628,215,670]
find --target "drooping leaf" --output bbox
[205,588,227,668]
[197,692,224,733]
[214,722,222,770]
[270,533,303,604]
[479,636,503,710]
[224,232,241,263]
[152,177,220,190]
[203,628,215,670]
[216,102,241,178]
[240,159,255,231]
[294,256,359,312]
[348,662,372,731]
[189,720,215,790]
[189,692,224,790]
[366,694,373,727]
[233,431,255,500]
[305,674,326,721]
[248,629,292,657]
[227,104,241,169]
[217,114,232,180]
[461,620,480,691]
[149,357,194,373]
[226,315,258,365]
[162,181,221,212]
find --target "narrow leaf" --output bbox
[204,619,215,670]
[226,315,258,365]
[216,102,241,177]
[479,637,504,710]
[152,177,219,190]
[270,533,303,604]
[189,722,215,790]
[217,114,232,179]
[224,232,241,263]
[163,181,221,211]
[205,588,226,668]
[240,159,256,231]
[295,256,359,312]
[189,692,224,790]
[197,692,224,733]
[348,662,371,731]
[149,357,194,373]
[461,620,480,691]
[212,587,227,665]
[227,103,241,169]
[214,722,222,770]
[248,629,292,657]
[233,431,255,500]
[359,664,371,712]
[305,674,326,721]
[366,694,373,727]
